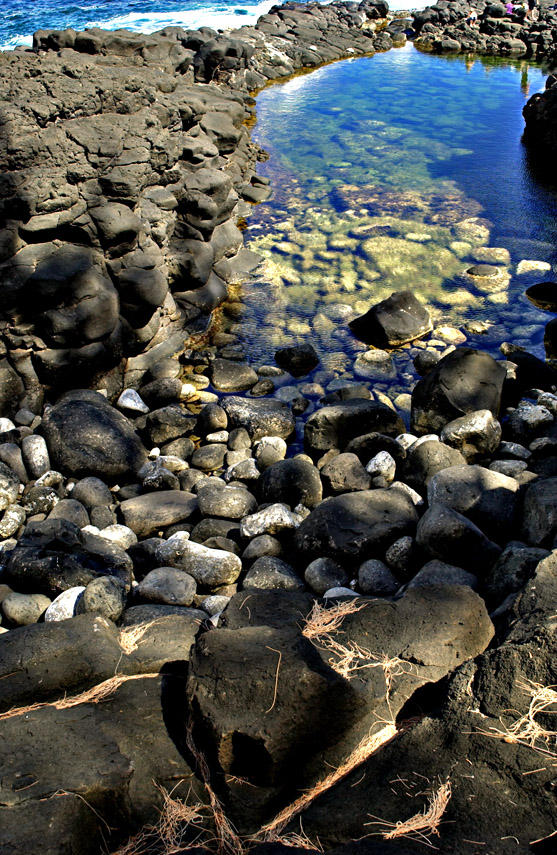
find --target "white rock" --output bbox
[44,587,85,622]
[82,525,101,536]
[201,595,231,616]
[224,458,260,482]
[98,524,138,549]
[117,389,149,414]
[240,503,303,538]
[413,434,440,449]
[516,259,552,275]
[254,436,287,464]
[396,433,418,451]
[389,481,425,508]
[21,434,50,479]
[149,447,161,458]
[180,383,198,400]
[206,431,229,443]
[365,451,396,486]
[157,536,241,587]
[537,392,557,416]
[158,455,189,472]
[0,418,15,433]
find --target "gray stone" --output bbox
[157,532,242,587]
[321,452,370,493]
[243,556,304,592]
[119,491,197,537]
[242,534,282,563]
[403,439,467,491]
[0,462,19,512]
[295,489,418,564]
[72,477,113,509]
[305,399,404,456]
[304,557,349,595]
[240,503,303,538]
[197,483,256,519]
[137,567,196,606]
[258,458,323,508]
[521,477,557,547]
[221,396,295,441]
[427,464,519,544]
[416,503,501,574]
[190,443,227,471]
[408,560,478,590]
[209,358,258,392]
[48,498,89,529]
[79,575,127,622]
[2,592,51,625]
[357,559,399,595]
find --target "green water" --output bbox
[226,44,557,409]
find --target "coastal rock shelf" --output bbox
[0,1,390,408]
[0,3,556,855]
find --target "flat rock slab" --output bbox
[119,490,198,537]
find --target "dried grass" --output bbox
[302,599,368,640]
[0,673,158,721]
[471,680,557,760]
[366,779,452,849]
[302,600,410,698]
[119,620,166,655]
[272,828,324,851]
[110,784,207,855]
[186,722,246,855]
[257,723,398,842]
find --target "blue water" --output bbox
[0,0,429,51]
[238,45,557,373]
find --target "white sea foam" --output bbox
[1,1,432,52]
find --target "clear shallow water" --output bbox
[235,44,557,396]
[0,0,428,51]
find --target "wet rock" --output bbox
[2,592,51,626]
[258,459,323,508]
[525,280,557,312]
[221,396,295,441]
[243,556,304,591]
[353,348,396,380]
[295,489,418,564]
[157,532,242,587]
[304,557,349,596]
[411,348,506,436]
[119,490,197,537]
[209,358,258,392]
[416,503,501,574]
[274,343,319,377]
[440,408,501,462]
[42,390,147,479]
[136,567,197,606]
[305,399,404,456]
[349,290,432,347]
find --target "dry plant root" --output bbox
[471,679,557,760]
[366,778,452,849]
[0,673,159,721]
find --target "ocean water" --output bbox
[0,0,429,51]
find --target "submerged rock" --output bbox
[349,290,432,347]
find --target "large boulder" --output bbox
[305,399,404,456]
[411,348,506,435]
[42,390,147,480]
[295,488,418,563]
[349,290,432,347]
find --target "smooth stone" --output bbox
[2,592,51,625]
[221,396,295,441]
[201,594,230,616]
[304,557,349,596]
[157,532,242,587]
[97,524,138,549]
[119,491,198,537]
[137,567,197,606]
[357,559,399,595]
[321,452,370,493]
[242,534,282,562]
[243,556,304,592]
[408,560,478,590]
[440,409,501,462]
[72,477,113,508]
[21,435,50,480]
[190,443,228,472]
[209,359,258,393]
[44,587,85,621]
[0,462,20,512]
[240,503,303,538]
[197,483,257,519]
[323,586,360,599]
[117,389,149,414]
[79,575,126,621]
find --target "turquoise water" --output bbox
[235,44,557,393]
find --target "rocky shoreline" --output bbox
[0,2,556,854]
